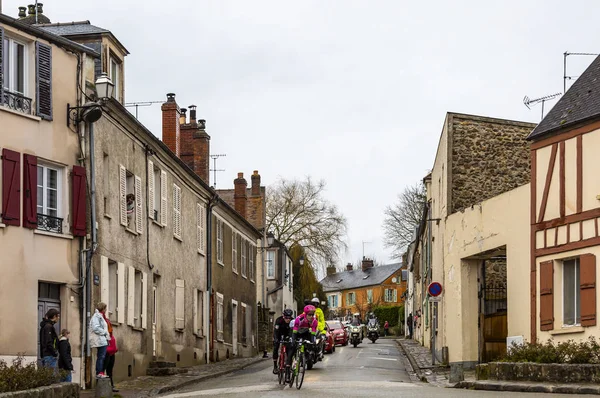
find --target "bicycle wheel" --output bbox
[278,348,285,384]
[296,352,306,390]
[288,354,297,388]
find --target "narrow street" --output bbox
[157,340,587,398]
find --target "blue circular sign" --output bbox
[428,282,443,297]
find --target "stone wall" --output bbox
[477,362,600,383]
[450,114,536,213]
[0,383,79,398]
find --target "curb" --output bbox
[150,357,266,396]
[455,381,600,395]
[395,339,426,382]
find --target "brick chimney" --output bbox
[346,263,353,271]
[234,173,248,218]
[192,119,210,183]
[327,266,337,276]
[161,93,180,157]
[361,257,374,271]
[251,170,261,196]
[180,106,194,170]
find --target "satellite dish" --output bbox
[392,277,398,283]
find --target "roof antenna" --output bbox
[563,51,599,93]
[210,154,226,188]
[523,93,562,121]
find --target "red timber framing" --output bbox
[530,119,600,342]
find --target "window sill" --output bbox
[233,270,239,275]
[218,261,224,267]
[0,106,41,121]
[175,328,184,333]
[34,229,74,240]
[550,326,585,336]
[174,235,183,242]
[131,327,144,332]
[151,219,164,228]
[241,275,248,279]
[125,228,138,236]
[197,250,205,256]
[104,214,112,220]
[194,333,204,339]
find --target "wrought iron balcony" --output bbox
[2,90,33,115]
[37,213,63,234]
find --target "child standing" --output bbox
[58,329,73,382]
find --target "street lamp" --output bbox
[66,73,114,126]
[299,255,304,266]
[266,231,275,247]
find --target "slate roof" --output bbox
[320,263,404,293]
[528,54,600,140]
[36,21,109,36]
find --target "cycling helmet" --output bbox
[283,308,293,318]
[304,305,316,314]
[310,297,320,306]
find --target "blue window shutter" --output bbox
[35,42,53,120]
[0,27,4,104]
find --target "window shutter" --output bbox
[393,289,397,302]
[22,154,37,229]
[148,160,154,219]
[580,254,596,327]
[35,42,53,120]
[175,279,185,330]
[173,185,182,239]
[540,260,554,331]
[127,266,135,326]
[72,165,87,236]
[0,27,4,104]
[193,289,199,334]
[134,175,143,234]
[1,149,20,226]
[196,203,202,253]
[117,262,125,324]
[160,170,167,226]
[141,272,148,329]
[119,165,127,226]
[101,256,110,306]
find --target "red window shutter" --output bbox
[539,260,554,331]
[72,165,87,236]
[580,254,596,327]
[22,154,38,229]
[1,149,21,226]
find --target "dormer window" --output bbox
[109,55,121,102]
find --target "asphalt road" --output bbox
[158,339,587,397]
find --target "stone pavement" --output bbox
[80,355,265,398]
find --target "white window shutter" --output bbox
[201,206,206,253]
[193,289,199,334]
[141,272,148,329]
[117,262,126,324]
[196,203,202,253]
[160,170,168,226]
[393,289,397,302]
[173,185,182,239]
[175,279,185,330]
[127,266,135,326]
[119,165,127,226]
[135,175,143,234]
[148,160,154,219]
[101,256,109,306]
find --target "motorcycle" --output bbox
[367,325,379,343]
[349,325,362,348]
[304,340,318,370]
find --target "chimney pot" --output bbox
[180,108,187,125]
[166,93,176,102]
[18,6,27,18]
[37,2,43,14]
[198,119,206,129]
[346,263,353,271]
[27,4,35,15]
[189,105,197,124]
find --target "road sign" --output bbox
[429,296,441,302]
[428,282,443,297]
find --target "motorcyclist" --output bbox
[310,298,326,360]
[286,305,317,382]
[272,308,294,374]
[350,313,363,339]
[367,312,379,329]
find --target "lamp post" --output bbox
[68,73,114,385]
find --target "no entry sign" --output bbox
[428,282,443,297]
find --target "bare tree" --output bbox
[382,183,426,259]
[266,177,348,270]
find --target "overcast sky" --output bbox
[6,0,599,267]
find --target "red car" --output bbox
[326,320,348,346]
[323,324,336,353]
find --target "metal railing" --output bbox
[2,90,33,115]
[37,213,63,234]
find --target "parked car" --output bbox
[326,320,348,346]
[324,324,336,353]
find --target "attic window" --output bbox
[363,275,370,280]
[336,279,343,283]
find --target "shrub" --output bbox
[373,305,403,327]
[0,356,67,393]
[503,337,600,364]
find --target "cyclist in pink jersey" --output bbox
[285,305,317,382]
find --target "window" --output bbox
[563,258,581,326]
[249,245,255,281]
[175,279,185,331]
[134,270,143,329]
[2,36,26,95]
[232,233,238,273]
[328,295,339,308]
[101,257,125,324]
[103,153,110,215]
[241,240,247,278]
[36,163,60,218]
[347,292,356,306]
[127,266,147,329]
[367,289,373,304]
[119,166,142,234]
[401,269,408,282]
[173,184,182,240]
[216,292,224,341]
[194,289,203,336]
[217,219,224,264]
[241,303,247,344]
[267,250,275,279]
[108,260,118,322]
[385,288,397,303]
[148,160,163,224]
[196,203,206,254]
[246,305,252,346]
[109,56,121,102]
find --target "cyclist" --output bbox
[286,305,317,383]
[310,298,326,360]
[272,308,294,374]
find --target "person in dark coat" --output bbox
[58,329,73,382]
[40,309,60,371]
[407,312,413,339]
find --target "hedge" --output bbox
[0,356,67,393]
[373,305,403,327]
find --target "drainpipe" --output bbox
[206,192,218,363]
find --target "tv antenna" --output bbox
[362,241,371,258]
[563,51,599,93]
[210,154,226,188]
[523,93,562,120]
[124,101,164,119]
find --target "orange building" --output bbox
[320,258,407,320]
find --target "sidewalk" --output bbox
[80,356,265,398]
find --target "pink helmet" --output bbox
[304,305,316,314]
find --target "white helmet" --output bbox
[311,297,320,306]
